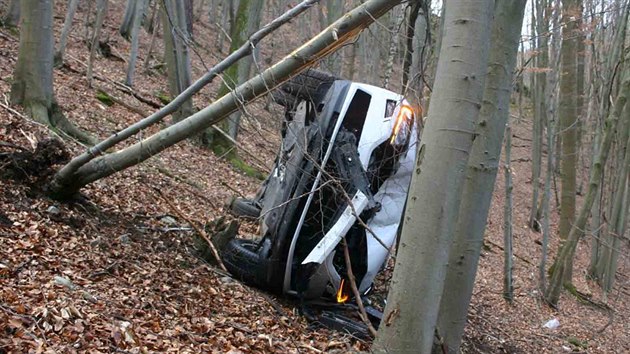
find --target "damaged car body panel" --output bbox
[221,70,418,305]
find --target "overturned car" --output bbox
[222,69,418,305]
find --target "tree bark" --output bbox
[429,1,526,352]
[503,123,514,302]
[371,1,496,353]
[87,0,108,87]
[162,0,193,122]
[120,0,137,40]
[55,0,81,67]
[11,0,94,145]
[558,0,579,247]
[125,0,149,86]
[49,0,403,199]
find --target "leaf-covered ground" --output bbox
[1,1,628,353]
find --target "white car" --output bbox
[222,69,418,305]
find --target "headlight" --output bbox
[390,104,414,145]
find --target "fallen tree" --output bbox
[49,0,402,199]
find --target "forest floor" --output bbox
[0,1,629,353]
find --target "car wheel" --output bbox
[230,197,261,218]
[221,239,266,286]
[272,69,338,107]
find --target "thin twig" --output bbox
[153,188,227,272]
[342,239,377,337]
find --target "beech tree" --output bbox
[432,0,525,351]
[372,1,496,352]
[54,0,81,66]
[125,0,149,86]
[162,0,193,122]
[11,0,94,145]
[208,0,264,149]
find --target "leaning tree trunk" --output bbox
[125,0,148,86]
[11,0,94,145]
[2,0,20,27]
[546,50,630,307]
[162,0,193,122]
[48,0,403,199]
[430,1,526,352]
[54,0,81,66]
[402,0,429,111]
[371,1,496,353]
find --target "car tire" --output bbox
[222,239,266,286]
[230,197,261,218]
[272,69,338,107]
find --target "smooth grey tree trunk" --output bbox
[125,0,148,86]
[430,1,526,352]
[55,0,81,66]
[49,0,402,199]
[503,123,514,302]
[120,0,137,39]
[2,0,20,27]
[540,105,555,294]
[11,0,94,145]
[382,4,404,89]
[372,1,496,353]
[162,0,193,122]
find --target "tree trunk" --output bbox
[125,0,149,86]
[371,1,496,353]
[546,50,630,307]
[529,0,549,230]
[540,101,555,294]
[558,0,579,248]
[503,123,514,302]
[49,0,403,199]
[162,0,193,122]
[601,104,630,296]
[87,0,108,87]
[207,0,264,149]
[382,4,404,89]
[55,0,81,66]
[2,0,20,27]
[11,0,94,145]
[120,0,137,40]
[324,0,344,75]
[430,1,526,352]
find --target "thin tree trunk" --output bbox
[49,0,402,199]
[540,104,555,294]
[503,123,514,302]
[431,1,526,352]
[372,1,497,352]
[120,0,137,40]
[162,0,193,122]
[125,0,148,86]
[87,0,108,87]
[55,0,81,66]
[382,4,404,89]
[558,0,579,246]
[546,51,630,307]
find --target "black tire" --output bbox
[272,69,338,107]
[230,197,261,218]
[222,239,267,286]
